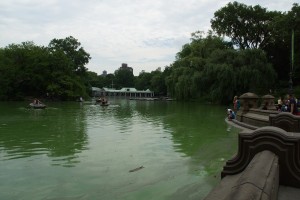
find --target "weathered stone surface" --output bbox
[239,92,259,111]
[269,112,300,132]
[240,112,269,127]
[219,115,300,200]
[235,108,279,128]
[261,94,276,110]
[278,186,300,200]
[250,108,279,116]
[204,151,279,200]
[222,126,300,188]
[227,151,279,200]
[236,93,280,127]
[232,119,258,130]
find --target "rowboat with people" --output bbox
[29,103,46,109]
[29,99,46,109]
[96,97,109,106]
[99,102,110,106]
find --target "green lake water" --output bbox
[0,99,240,200]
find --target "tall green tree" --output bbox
[0,42,50,99]
[47,36,91,100]
[211,1,282,49]
[203,48,276,102]
[135,72,152,90]
[0,36,91,100]
[150,71,165,95]
[166,32,276,103]
[210,2,300,92]
[48,36,91,74]
[114,68,135,88]
[257,3,300,87]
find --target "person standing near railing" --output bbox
[288,94,298,115]
[233,96,240,112]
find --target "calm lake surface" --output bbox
[0,99,240,200]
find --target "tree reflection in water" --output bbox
[0,102,88,167]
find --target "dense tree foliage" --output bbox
[211,1,282,49]
[86,73,116,90]
[267,3,300,87]
[135,72,152,91]
[211,2,300,91]
[134,69,168,95]
[0,2,298,104]
[0,37,91,100]
[114,68,135,88]
[48,36,90,74]
[165,33,276,103]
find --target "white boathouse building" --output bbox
[92,87,154,98]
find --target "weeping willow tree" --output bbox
[202,48,276,103]
[166,32,276,103]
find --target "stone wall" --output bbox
[204,150,279,200]
[270,112,300,132]
[236,92,279,127]
[205,126,300,200]
[221,126,300,188]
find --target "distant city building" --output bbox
[101,70,107,76]
[118,63,133,72]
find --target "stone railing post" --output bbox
[239,92,259,111]
[261,94,276,110]
[236,92,259,121]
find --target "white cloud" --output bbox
[0,0,296,75]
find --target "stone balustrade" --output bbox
[221,126,300,188]
[270,112,300,132]
[260,94,277,110]
[238,92,259,112]
[204,150,279,200]
[235,92,279,128]
[204,126,300,200]
[205,93,300,199]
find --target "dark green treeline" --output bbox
[0,36,91,100]
[0,2,299,103]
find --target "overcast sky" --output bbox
[0,0,297,75]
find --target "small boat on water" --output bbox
[99,102,110,106]
[29,103,46,109]
[96,97,109,106]
[77,97,84,102]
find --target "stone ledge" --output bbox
[204,150,279,200]
[270,112,300,132]
[222,126,300,188]
[241,112,269,122]
[239,112,270,127]
[279,186,300,200]
[231,119,258,130]
[250,108,279,116]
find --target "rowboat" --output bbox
[29,103,46,109]
[96,98,109,106]
[99,102,110,106]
